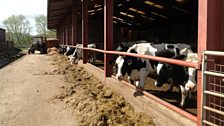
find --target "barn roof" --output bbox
[47,0,197,30]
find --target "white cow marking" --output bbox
[115,56,124,80]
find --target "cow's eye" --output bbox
[127,60,132,66]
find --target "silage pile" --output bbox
[50,53,155,126]
[47,47,60,55]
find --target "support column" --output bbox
[72,1,77,46]
[56,27,60,41]
[104,0,113,77]
[197,1,208,126]
[61,25,63,45]
[63,23,66,45]
[82,0,88,63]
[66,23,68,45]
[68,15,72,45]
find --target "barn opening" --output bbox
[48,0,199,123]
[76,0,199,115]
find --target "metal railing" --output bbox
[62,44,199,69]
[201,50,224,126]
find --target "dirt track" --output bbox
[0,54,77,126]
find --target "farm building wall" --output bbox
[0,28,6,51]
[206,0,224,52]
[0,28,5,42]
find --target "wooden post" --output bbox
[60,25,63,45]
[72,1,77,46]
[82,0,88,63]
[66,22,68,45]
[63,23,66,45]
[104,0,113,77]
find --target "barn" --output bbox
[47,0,224,126]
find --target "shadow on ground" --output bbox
[0,48,26,69]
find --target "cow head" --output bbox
[155,63,173,87]
[185,53,198,92]
[109,43,130,66]
[155,54,186,87]
[185,67,197,92]
[70,48,79,64]
[115,55,138,80]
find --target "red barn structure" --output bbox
[47,0,224,125]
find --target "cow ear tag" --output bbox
[127,60,132,65]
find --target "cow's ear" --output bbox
[127,60,132,66]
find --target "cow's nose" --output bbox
[155,81,163,87]
[154,81,158,86]
[185,84,196,92]
[189,85,196,92]
[116,74,123,81]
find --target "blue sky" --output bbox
[0,0,47,34]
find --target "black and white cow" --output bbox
[110,40,148,74]
[155,52,198,106]
[59,46,67,54]
[68,43,97,65]
[115,43,193,90]
[115,40,148,52]
[64,46,76,56]
[110,40,148,64]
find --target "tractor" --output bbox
[28,36,47,54]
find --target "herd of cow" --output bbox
[59,41,198,107]
[59,43,97,65]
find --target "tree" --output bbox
[47,30,56,38]
[3,15,32,45]
[35,14,47,36]
[35,14,56,38]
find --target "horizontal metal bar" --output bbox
[204,90,224,98]
[106,50,199,68]
[83,47,105,53]
[61,44,105,53]
[204,50,224,56]
[203,106,224,116]
[61,44,199,69]
[203,120,218,126]
[204,71,224,77]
